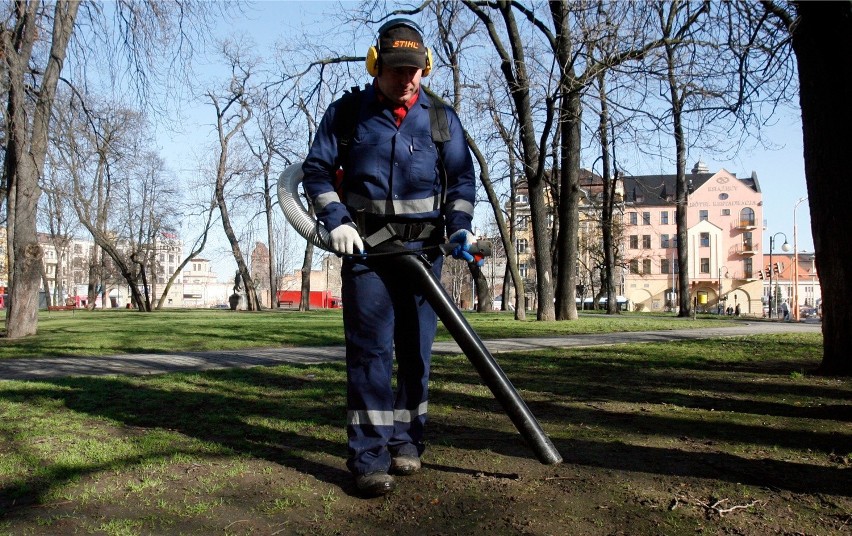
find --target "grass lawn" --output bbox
[0,308,739,359]
[0,312,848,535]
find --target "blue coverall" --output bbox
[302,82,475,476]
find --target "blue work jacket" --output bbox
[302,83,475,238]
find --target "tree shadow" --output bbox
[0,365,355,518]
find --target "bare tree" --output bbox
[208,41,260,311]
[484,79,526,319]
[461,0,559,321]
[1,0,219,336]
[594,71,620,314]
[2,1,79,336]
[38,167,79,306]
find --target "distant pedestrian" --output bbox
[735,304,741,316]
[781,301,790,321]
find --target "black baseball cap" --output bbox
[379,22,427,70]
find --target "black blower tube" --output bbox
[377,243,562,465]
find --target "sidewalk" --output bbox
[0,321,820,381]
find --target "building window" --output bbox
[699,210,709,221]
[700,232,710,247]
[740,207,755,227]
[515,194,528,204]
[661,234,670,248]
[743,231,753,251]
[629,235,639,249]
[642,259,652,274]
[721,209,730,216]
[661,211,669,225]
[519,263,527,278]
[629,212,638,225]
[642,212,651,225]
[744,258,753,279]
[700,257,710,274]
[661,258,670,274]
[630,259,639,274]
[516,215,529,230]
[642,235,651,249]
[516,238,528,254]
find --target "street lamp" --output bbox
[717,265,729,314]
[793,197,808,321]
[768,231,791,318]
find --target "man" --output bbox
[302,18,477,497]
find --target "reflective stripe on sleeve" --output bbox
[446,198,474,216]
[313,191,342,211]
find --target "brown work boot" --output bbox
[355,471,395,496]
[390,455,421,476]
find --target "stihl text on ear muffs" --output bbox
[365,18,432,77]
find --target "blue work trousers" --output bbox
[341,248,443,476]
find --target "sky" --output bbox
[156,1,813,282]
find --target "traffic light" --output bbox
[773,262,780,274]
[758,270,764,280]
[764,267,771,278]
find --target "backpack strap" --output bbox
[426,95,451,144]
[334,85,364,171]
[425,94,451,210]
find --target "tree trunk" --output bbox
[470,264,492,312]
[3,1,80,338]
[299,242,313,311]
[597,73,619,315]
[555,89,582,321]
[790,1,852,375]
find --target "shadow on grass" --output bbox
[0,365,353,517]
[0,335,849,525]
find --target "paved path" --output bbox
[0,321,820,381]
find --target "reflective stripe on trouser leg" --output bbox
[341,249,441,475]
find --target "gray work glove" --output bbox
[329,223,364,256]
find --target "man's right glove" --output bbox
[329,223,364,255]
[449,229,477,264]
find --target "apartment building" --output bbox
[0,229,230,308]
[621,161,765,315]
[761,251,821,317]
[509,170,626,310]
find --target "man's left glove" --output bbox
[449,229,483,266]
[329,223,364,256]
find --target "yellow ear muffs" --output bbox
[366,45,432,77]
[366,45,380,77]
[422,47,432,77]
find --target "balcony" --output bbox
[726,270,756,281]
[734,219,758,230]
[733,241,759,256]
